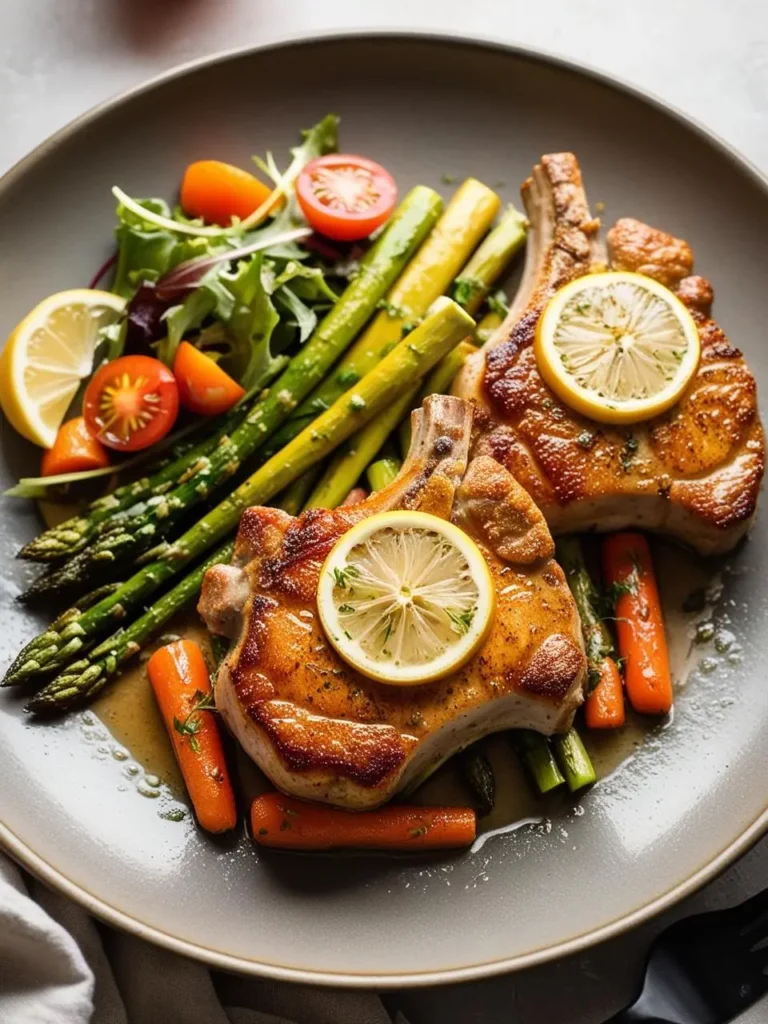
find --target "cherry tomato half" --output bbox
[173,342,245,417]
[296,154,397,242]
[84,355,179,452]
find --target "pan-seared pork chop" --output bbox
[453,154,764,555]
[199,396,586,810]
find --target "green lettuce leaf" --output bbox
[224,253,282,389]
[112,198,228,299]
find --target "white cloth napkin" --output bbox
[0,851,406,1024]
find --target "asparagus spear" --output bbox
[475,309,503,346]
[452,205,526,314]
[555,536,616,694]
[26,540,235,714]
[515,731,565,794]
[8,299,474,692]
[461,745,496,817]
[366,454,402,493]
[551,729,596,793]
[19,187,442,597]
[303,383,419,510]
[259,179,501,460]
[18,401,254,563]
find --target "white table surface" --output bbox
[1,2,766,1022]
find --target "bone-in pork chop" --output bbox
[199,395,586,810]
[453,154,764,555]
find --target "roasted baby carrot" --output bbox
[251,794,476,851]
[556,535,625,729]
[147,639,237,833]
[180,159,273,225]
[584,656,626,729]
[602,532,673,715]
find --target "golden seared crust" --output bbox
[198,396,586,808]
[516,633,586,702]
[607,217,693,287]
[454,455,553,565]
[677,275,714,317]
[454,155,765,555]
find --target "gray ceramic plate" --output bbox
[0,31,767,987]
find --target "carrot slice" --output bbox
[584,656,626,729]
[41,416,110,476]
[147,639,237,833]
[602,532,673,715]
[251,794,476,851]
[180,160,272,226]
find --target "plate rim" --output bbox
[1,27,767,988]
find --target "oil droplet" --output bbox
[81,712,95,726]
[694,621,715,644]
[124,764,139,777]
[111,747,128,762]
[159,807,187,822]
[144,774,161,788]
[137,780,161,798]
[699,656,718,674]
[714,629,735,654]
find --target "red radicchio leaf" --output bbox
[88,251,118,290]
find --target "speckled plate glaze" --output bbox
[0,31,767,987]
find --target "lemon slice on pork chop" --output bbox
[317,510,495,686]
[534,271,700,425]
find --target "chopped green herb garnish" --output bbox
[376,298,410,319]
[605,568,639,608]
[336,369,360,387]
[453,276,485,309]
[172,689,217,754]
[332,564,361,588]
[447,607,475,635]
[486,289,509,318]
[619,434,638,472]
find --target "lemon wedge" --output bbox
[535,271,700,425]
[0,289,126,448]
[317,510,495,686]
